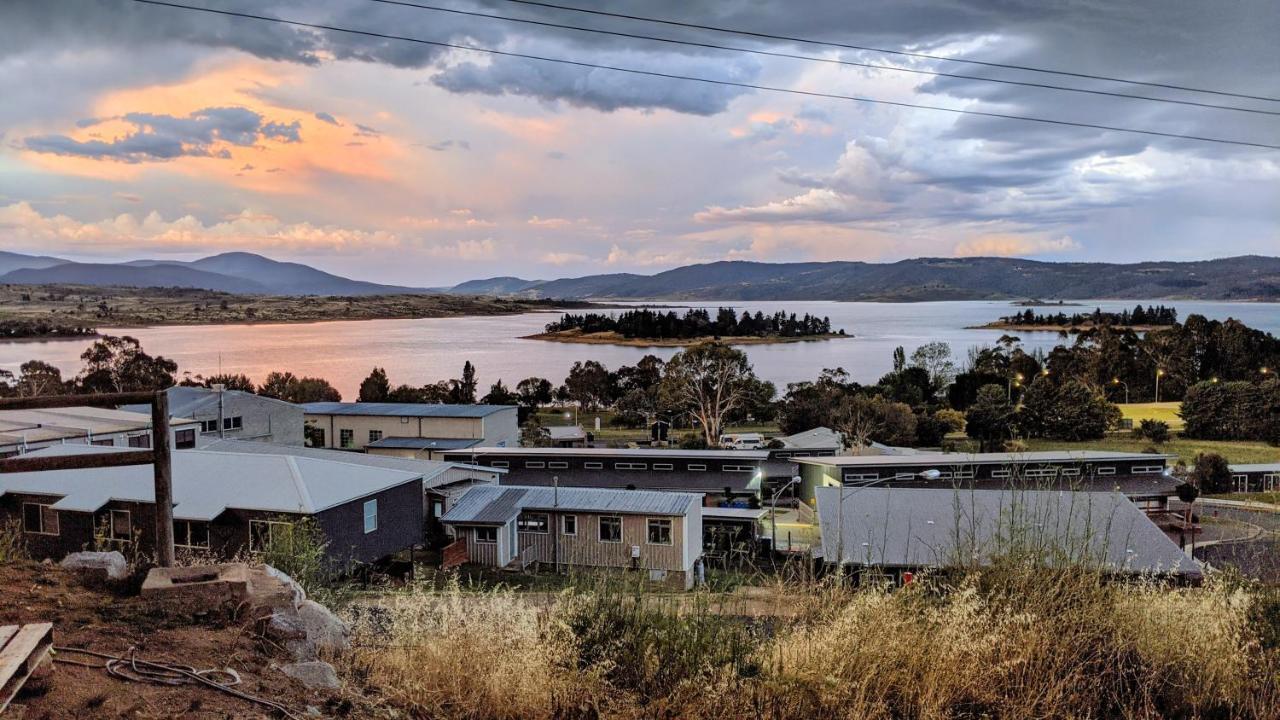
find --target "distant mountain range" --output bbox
[448,256,1280,302]
[2,251,1277,301]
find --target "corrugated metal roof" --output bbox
[814,486,1200,577]
[496,468,759,493]
[795,450,1173,467]
[702,507,768,520]
[1230,463,1280,473]
[442,484,699,524]
[444,447,769,460]
[200,438,472,487]
[0,407,198,449]
[301,402,515,418]
[546,426,586,440]
[777,427,841,449]
[120,386,299,417]
[0,447,421,521]
[367,436,482,451]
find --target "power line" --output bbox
[365,0,1280,117]
[494,0,1280,105]
[126,0,1280,151]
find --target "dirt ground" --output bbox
[0,561,370,719]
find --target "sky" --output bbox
[1,0,1278,287]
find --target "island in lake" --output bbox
[973,304,1178,332]
[524,307,850,346]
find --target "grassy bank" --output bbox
[344,565,1280,719]
[1018,436,1280,465]
[1120,401,1186,430]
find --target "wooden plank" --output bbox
[0,628,17,652]
[0,623,53,713]
[0,450,155,474]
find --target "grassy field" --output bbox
[1119,401,1185,430]
[1212,492,1280,506]
[1017,435,1280,465]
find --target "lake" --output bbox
[2,300,1276,398]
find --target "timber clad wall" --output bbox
[306,409,519,450]
[517,512,689,572]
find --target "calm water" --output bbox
[3,300,1276,398]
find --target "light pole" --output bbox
[769,475,801,552]
[1111,377,1129,405]
[1155,368,1165,402]
[1007,372,1024,400]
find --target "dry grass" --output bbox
[341,566,1280,720]
[0,518,27,562]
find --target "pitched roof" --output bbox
[120,386,300,417]
[366,436,483,451]
[200,438,503,486]
[0,407,197,448]
[776,427,841,449]
[495,468,760,494]
[444,446,769,460]
[442,484,700,525]
[1,445,422,521]
[546,425,586,440]
[795,450,1173,468]
[814,487,1200,577]
[301,402,514,418]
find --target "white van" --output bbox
[719,432,765,450]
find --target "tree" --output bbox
[659,343,758,446]
[516,377,554,410]
[775,368,858,434]
[1019,377,1119,441]
[564,360,614,411]
[202,373,255,392]
[77,335,177,393]
[481,379,518,405]
[1136,419,1171,444]
[358,367,391,402]
[256,371,341,403]
[13,360,67,397]
[1190,452,1232,494]
[965,384,1016,452]
[910,341,956,397]
[520,416,552,447]
[833,393,917,449]
[387,384,426,403]
[450,361,478,404]
[258,371,299,400]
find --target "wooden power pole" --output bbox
[150,389,175,567]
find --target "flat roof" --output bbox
[702,506,768,521]
[301,402,515,418]
[795,450,1174,468]
[442,484,700,524]
[201,438,505,485]
[121,386,300,417]
[546,425,586,439]
[496,468,760,493]
[0,407,197,448]
[442,446,770,460]
[1229,463,1280,473]
[814,487,1199,577]
[2,445,422,521]
[367,436,483,451]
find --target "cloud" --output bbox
[527,216,573,228]
[353,123,381,138]
[426,238,496,260]
[313,111,339,125]
[541,251,588,265]
[953,234,1081,257]
[426,139,470,152]
[24,106,302,163]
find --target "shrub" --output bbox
[1136,418,1171,443]
[1190,452,1233,494]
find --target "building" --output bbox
[771,427,842,457]
[365,436,485,461]
[814,486,1201,581]
[438,447,768,502]
[202,438,503,542]
[302,402,518,455]
[0,406,202,457]
[441,484,703,588]
[795,451,1178,513]
[0,445,423,567]
[1228,463,1280,493]
[545,424,588,448]
[121,386,304,446]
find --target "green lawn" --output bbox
[1020,436,1280,465]
[1211,492,1280,506]
[1119,402,1184,431]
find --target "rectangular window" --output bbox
[646,518,672,545]
[615,462,647,470]
[548,461,569,470]
[311,428,326,447]
[1024,468,1059,478]
[1060,467,1081,477]
[952,470,975,479]
[109,509,131,542]
[127,434,151,448]
[991,469,1011,479]
[91,438,114,447]
[723,465,755,472]
[843,472,879,482]
[687,463,707,471]
[1096,466,1116,475]
[223,416,243,430]
[475,526,498,543]
[562,515,577,536]
[517,513,549,533]
[400,417,411,424]
[22,502,59,535]
[249,519,293,553]
[490,460,509,468]
[1132,465,1164,475]
[368,430,383,443]
[200,419,219,433]
[174,520,210,549]
[653,463,674,471]
[584,462,603,470]
[363,499,378,534]
[599,516,622,543]
[174,429,196,449]
[525,461,546,469]
[339,429,355,448]
[892,472,916,481]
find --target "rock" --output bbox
[281,661,340,690]
[60,551,127,581]
[267,599,349,661]
[261,565,307,609]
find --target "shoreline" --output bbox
[968,323,1173,332]
[520,331,853,347]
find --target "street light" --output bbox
[769,475,801,553]
[1007,372,1024,400]
[1111,377,1129,404]
[1155,368,1165,403]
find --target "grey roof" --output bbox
[777,427,842,449]
[367,436,482,451]
[443,446,769,460]
[120,386,299,417]
[814,487,1200,577]
[495,468,760,494]
[546,425,586,440]
[201,438,503,487]
[702,506,768,521]
[1229,463,1280,473]
[0,406,198,449]
[1,445,422,521]
[795,450,1173,468]
[301,402,515,418]
[442,484,700,525]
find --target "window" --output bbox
[1132,465,1164,475]
[687,463,707,471]
[653,463,674,471]
[599,516,622,543]
[475,526,498,543]
[723,465,755,472]
[1096,466,1116,475]
[1233,474,1250,493]
[363,499,378,534]
[893,472,916,481]
[1024,468,1059,479]
[843,472,879,482]
[127,434,151,448]
[249,519,293,553]
[200,419,219,433]
[646,518,672,545]
[174,429,196,449]
[991,469,1011,479]
[548,462,568,470]
[400,417,411,424]
[952,470,975,479]
[311,428,325,447]
[525,461,546,469]
[339,429,354,448]
[223,416,243,430]
[91,438,114,446]
[22,502,58,535]
[517,513,549,533]
[562,515,577,536]
[174,520,210,549]
[1060,467,1081,477]
[584,462,603,470]
[615,462,647,470]
[108,510,131,542]
[490,461,509,468]
[368,430,383,443]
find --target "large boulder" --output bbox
[267,599,349,662]
[60,551,127,582]
[280,661,340,690]
[261,565,307,609]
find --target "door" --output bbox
[1233,474,1249,493]
[1265,474,1279,493]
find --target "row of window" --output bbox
[476,515,673,545]
[841,464,1161,482]
[198,416,244,433]
[85,429,196,450]
[487,460,755,473]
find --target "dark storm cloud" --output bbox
[313,111,340,125]
[24,107,302,162]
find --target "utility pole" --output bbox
[151,389,175,567]
[215,383,225,439]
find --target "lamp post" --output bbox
[1007,372,1024,400]
[1111,377,1129,405]
[1155,368,1165,403]
[769,475,801,553]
